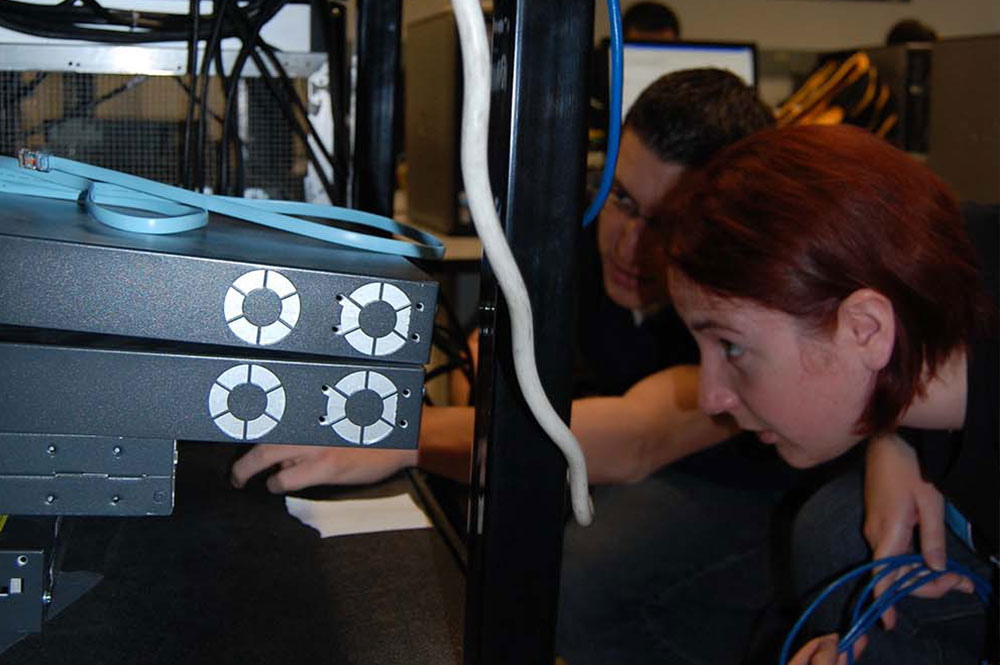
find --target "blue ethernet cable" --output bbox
[778,553,994,665]
[0,150,445,260]
[582,0,623,227]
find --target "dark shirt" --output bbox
[904,203,999,557]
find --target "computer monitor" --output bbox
[619,40,758,113]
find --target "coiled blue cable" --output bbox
[582,0,623,227]
[778,554,994,665]
[0,150,445,260]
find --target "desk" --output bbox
[2,443,464,665]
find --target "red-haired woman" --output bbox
[658,124,997,665]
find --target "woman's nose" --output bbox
[698,365,739,416]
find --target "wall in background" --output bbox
[598,0,1000,51]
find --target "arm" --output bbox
[863,433,975,629]
[423,364,737,486]
[232,364,734,491]
[572,364,738,484]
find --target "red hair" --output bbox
[661,124,996,435]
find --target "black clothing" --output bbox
[905,203,999,557]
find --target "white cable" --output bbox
[451,0,593,526]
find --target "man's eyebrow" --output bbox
[611,178,634,199]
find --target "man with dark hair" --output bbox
[623,1,681,41]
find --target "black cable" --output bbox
[225,7,338,202]
[255,39,336,169]
[213,39,231,195]
[226,2,342,200]
[216,0,286,196]
[1,71,47,111]
[433,289,477,403]
[181,0,200,188]
[0,0,272,44]
[194,0,231,192]
[309,0,349,205]
[20,74,148,140]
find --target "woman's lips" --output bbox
[756,430,779,445]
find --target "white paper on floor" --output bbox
[285,493,432,538]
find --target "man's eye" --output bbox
[610,189,638,216]
[720,339,745,360]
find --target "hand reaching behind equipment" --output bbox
[230,444,417,493]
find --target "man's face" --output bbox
[597,128,685,311]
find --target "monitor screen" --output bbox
[620,41,757,113]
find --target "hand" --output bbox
[789,634,867,665]
[230,444,417,493]
[863,434,975,629]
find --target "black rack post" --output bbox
[352,0,402,215]
[464,1,594,664]
[310,0,350,206]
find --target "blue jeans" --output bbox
[791,467,993,665]
[556,440,797,665]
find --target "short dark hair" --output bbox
[661,124,996,436]
[623,2,680,38]
[886,19,938,45]
[624,68,774,167]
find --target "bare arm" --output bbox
[571,364,738,484]
[419,364,737,486]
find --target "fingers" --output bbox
[788,635,840,665]
[266,458,333,493]
[914,489,947,571]
[230,444,306,488]
[909,571,976,599]
[789,635,868,665]
[849,636,868,664]
[872,538,911,630]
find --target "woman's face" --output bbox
[669,273,876,468]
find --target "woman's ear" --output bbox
[836,288,895,371]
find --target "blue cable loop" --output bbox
[778,554,994,665]
[0,150,445,260]
[582,0,623,227]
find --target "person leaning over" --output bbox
[659,123,997,665]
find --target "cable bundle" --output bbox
[779,553,994,665]
[1,0,345,203]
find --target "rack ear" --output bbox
[836,288,895,371]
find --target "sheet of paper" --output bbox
[285,493,432,538]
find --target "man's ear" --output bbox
[836,288,895,371]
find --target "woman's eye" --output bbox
[720,339,745,360]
